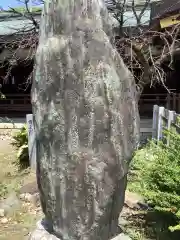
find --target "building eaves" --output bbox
[151,0,180,20]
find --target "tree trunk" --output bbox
[31,0,140,239]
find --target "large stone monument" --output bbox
[30,0,140,239]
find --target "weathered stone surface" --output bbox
[29,220,132,240]
[19,181,38,195]
[31,0,140,239]
[29,220,60,240]
[118,217,129,227]
[0,192,20,216]
[19,193,40,206]
[111,233,132,240]
[124,191,144,209]
[0,208,5,217]
[0,217,8,224]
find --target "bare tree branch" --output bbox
[1,0,180,96]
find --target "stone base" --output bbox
[29,219,60,240]
[29,219,131,240]
[111,233,132,240]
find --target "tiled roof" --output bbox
[106,0,161,9]
[151,0,180,20]
[106,0,151,26]
[124,10,151,27]
[0,1,154,35]
[0,11,40,35]
[0,18,40,36]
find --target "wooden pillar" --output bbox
[173,93,176,111]
[178,93,180,113]
[166,93,170,109]
[156,95,159,106]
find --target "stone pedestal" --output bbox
[29,220,132,240]
[29,219,60,240]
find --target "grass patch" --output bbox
[123,210,180,240]
[126,133,180,240]
[0,133,34,199]
[0,132,42,240]
[0,204,42,240]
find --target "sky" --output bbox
[0,0,35,10]
[1,0,23,9]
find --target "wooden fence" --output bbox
[25,105,180,168]
[0,94,31,117]
[139,93,180,117]
[152,105,180,143]
[1,93,180,118]
[131,105,180,144]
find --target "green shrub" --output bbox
[11,126,29,169]
[129,128,180,233]
[0,183,8,198]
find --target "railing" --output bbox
[0,93,180,118]
[0,94,32,116]
[152,105,180,144]
[0,94,31,104]
[139,93,180,117]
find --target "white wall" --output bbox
[118,0,161,5]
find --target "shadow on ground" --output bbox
[125,209,180,240]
